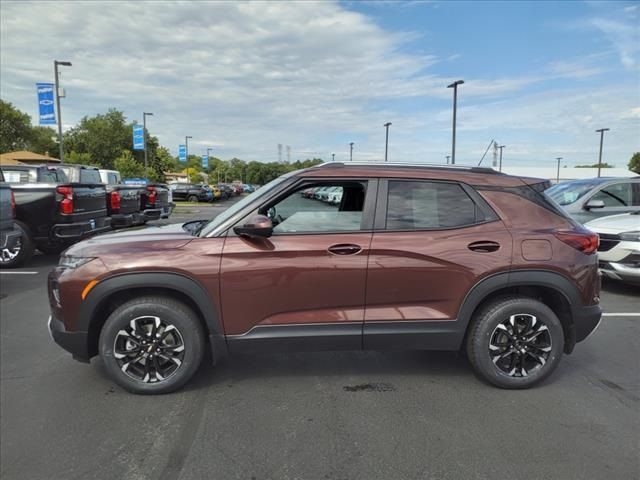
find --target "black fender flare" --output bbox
[80,272,227,361]
[456,269,581,348]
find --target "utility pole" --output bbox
[595,128,609,178]
[286,145,291,163]
[332,153,335,162]
[445,155,450,164]
[497,145,505,172]
[278,144,282,163]
[143,112,153,170]
[384,122,392,162]
[54,60,72,162]
[556,157,563,183]
[349,142,354,161]
[447,79,464,164]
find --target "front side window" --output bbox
[263,181,367,234]
[386,180,478,230]
[591,182,638,207]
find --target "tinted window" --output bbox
[386,181,477,230]
[80,169,102,184]
[266,182,366,234]
[591,182,639,207]
[107,172,119,184]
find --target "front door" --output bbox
[221,178,377,353]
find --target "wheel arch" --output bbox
[80,272,227,362]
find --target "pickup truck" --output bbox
[0,165,111,267]
[122,178,173,219]
[0,171,21,264]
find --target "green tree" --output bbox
[27,126,58,156]
[628,152,640,173]
[114,150,145,179]
[0,100,33,153]
[575,163,614,168]
[66,151,98,166]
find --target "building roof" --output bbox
[0,150,60,165]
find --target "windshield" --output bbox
[197,173,293,236]
[545,180,604,206]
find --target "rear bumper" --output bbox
[573,304,603,343]
[143,208,162,221]
[48,314,90,362]
[110,212,145,228]
[160,203,174,219]
[51,217,112,239]
[0,228,21,250]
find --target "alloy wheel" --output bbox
[489,314,552,378]
[0,239,21,263]
[113,315,185,383]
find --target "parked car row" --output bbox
[167,182,257,202]
[0,164,174,268]
[301,186,343,205]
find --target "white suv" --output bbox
[586,213,640,285]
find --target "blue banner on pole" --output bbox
[202,155,209,169]
[132,124,145,150]
[178,145,187,162]
[36,83,56,125]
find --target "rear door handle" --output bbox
[328,244,362,255]
[468,241,500,253]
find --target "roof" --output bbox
[0,150,60,165]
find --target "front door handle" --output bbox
[328,244,362,255]
[468,241,500,253]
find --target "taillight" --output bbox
[147,186,157,205]
[10,190,16,218]
[56,186,74,215]
[110,191,121,212]
[554,227,599,255]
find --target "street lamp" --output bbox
[54,60,72,162]
[556,157,563,184]
[497,145,505,172]
[445,155,450,164]
[447,79,464,165]
[332,153,335,162]
[185,135,193,181]
[595,128,610,178]
[383,122,392,162]
[350,142,354,161]
[143,112,153,170]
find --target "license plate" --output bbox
[90,219,96,230]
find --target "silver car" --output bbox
[546,177,640,224]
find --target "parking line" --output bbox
[0,271,39,275]
[602,313,640,317]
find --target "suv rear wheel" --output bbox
[99,296,205,394]
[466,296,564,389]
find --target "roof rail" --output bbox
[314,161,500,174]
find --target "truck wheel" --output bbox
[0,221,34,269]
[99,296,205,395]
[466,296,564,389]
[187,195,199,203]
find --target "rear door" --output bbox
[221,178,377,352]
[363,178,512,350]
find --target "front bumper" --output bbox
[573,304,603,343]
[48,314,90,362]
[599,259,640,285]
[51,217,112,239]
[0,227,21,250]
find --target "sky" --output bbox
[1,0,639,168]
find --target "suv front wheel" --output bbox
[99,296,205,394]
[466,296,564,389]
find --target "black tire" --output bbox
[466,296,564,389]
[0,221,34,269]
[187,195,199,203]
[99,296,205,395]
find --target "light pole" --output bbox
[349,142,354,161]
[54,60,72,162]
[556,157,563,183]
[143,112,153,171]
[383,122,392,162]
[332,153,335,162]
[497,145,505,172]
[445,155,450,164]
[185,135,193,181]
[595,128,609,178]
[447,79,464,164]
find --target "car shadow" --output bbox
[601,278,640,295]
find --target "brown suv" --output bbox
[48,162,602,394]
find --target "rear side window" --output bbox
[2,169,33,183]
[386,181,478,230]
[80,168,102,183]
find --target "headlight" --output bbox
[59,255,96,269]
[619,231,640,242]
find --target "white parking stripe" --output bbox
[0,271,39,275]
[602,313,640,317]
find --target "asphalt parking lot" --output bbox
[1,202,638,480]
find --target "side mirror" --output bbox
[234,214,273,238]
[585,199,605,210]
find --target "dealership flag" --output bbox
[132,124,145,150]
[36,83,56,125]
